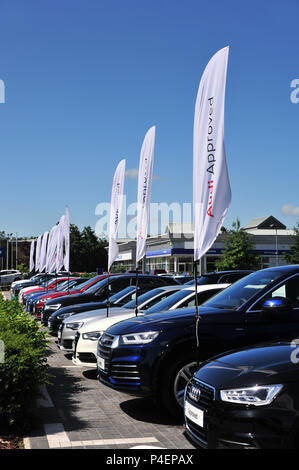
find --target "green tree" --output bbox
[284,222,299,264]
[215,218,260,271]
[70,224,108,272]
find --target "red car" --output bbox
[20,277,75,303]
[32,275,110,316]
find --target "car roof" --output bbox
[183,283,230,292]
[158,285,186,291]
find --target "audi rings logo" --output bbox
[188,385,201,402]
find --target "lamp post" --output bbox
[269,223,279,266]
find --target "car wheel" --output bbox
[159,356,199,417]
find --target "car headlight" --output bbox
[65,322,84,330]
[120,331,160,345]
[82,331,104,341]
[220,385,283,406]
[56,313,71,320]
[42,297,52,302]
[45,304,61,310]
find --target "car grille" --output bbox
[185,379,215,448]
[63,339,74,350]
[110,362,140,381]
[97,333,114,373]
[78,353,97,364]
[97,333,140,382]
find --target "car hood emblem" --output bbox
[189,385,201,401]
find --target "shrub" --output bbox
[0,295,50,432]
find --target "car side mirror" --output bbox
[261,296,293,322]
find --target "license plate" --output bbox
[97,357,105,370]
[185,401,204,428]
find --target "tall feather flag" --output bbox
[39,231,49,272]
[35,235,42,272]
[193,46,231,263]
[63,206,70,272]
[55,215,65,273]
[46,225,59,274]
[29,240,35,272]
[136,126,156,268]
[108,160,126,272]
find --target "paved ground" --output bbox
[24,334,195,450]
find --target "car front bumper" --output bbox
[184,396,298,450]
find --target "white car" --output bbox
[57,285,185,351]
[72,283,230,368]
[0,270,22,286]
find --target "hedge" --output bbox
[0,294,50,432]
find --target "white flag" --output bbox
[35,235,42,272]
[39,231,49,272]
[193,47,231,262]
[29,240,35,272]
[46,225,59,273]
[136,126,156,268]
[64,206,70,272]
[56,215,65,273]
[108,159,126,271]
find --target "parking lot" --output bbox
[24,334,195,450]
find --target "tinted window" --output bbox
[124,288,165,309]
[202,270,287,310]
[146,289,192,314]
[253,274,299,310]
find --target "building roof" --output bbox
[242,216,286,231]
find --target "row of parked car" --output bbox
[11,265,299,449]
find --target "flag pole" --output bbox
[106,270,110,318]
[193,259,201,367]
[135,267,139,316]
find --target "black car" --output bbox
[45,283,165,332]
[43,274,178,318]
[185,270,253,286]
[97,265,299,417]
[184,340,299,449]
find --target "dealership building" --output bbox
[113,215,296,273]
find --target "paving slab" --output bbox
[25,334,195,450]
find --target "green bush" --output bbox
[0,295,50,432]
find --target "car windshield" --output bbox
[146,289,193,314]
[78,276,102,291]
[201,269,286,310]
[84,277,108,293]
[41,278,58,288]
[185,275,221,286]
[109,286,136,302]
[124,288,164,309]
[55,279,78,292]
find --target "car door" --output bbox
[245,273,299,343]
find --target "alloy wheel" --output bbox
[173,361,199,408]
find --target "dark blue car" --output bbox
[97,265,299,417]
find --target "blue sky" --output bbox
[0,0,299,237]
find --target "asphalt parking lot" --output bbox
[24,334,195,450]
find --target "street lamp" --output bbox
[269,223,279,266]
